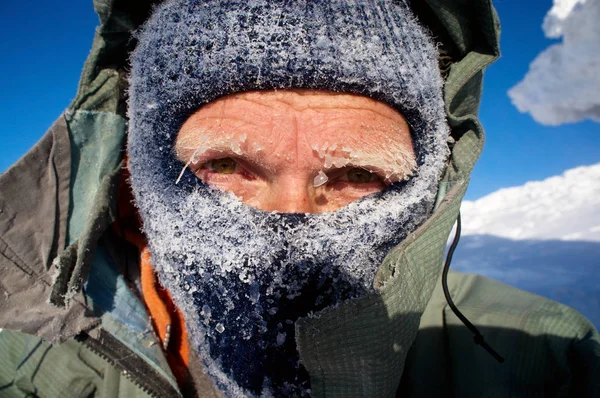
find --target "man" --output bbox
[0,0,598,397]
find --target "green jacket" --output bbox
[0,0,598,397]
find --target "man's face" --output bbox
[175,89,415,213]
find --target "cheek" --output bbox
[196,170,266,201]
[316,182,386,211]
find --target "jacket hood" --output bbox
[0,1,500,396]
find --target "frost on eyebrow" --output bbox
[311,138,417,186]
[174,129,259,184]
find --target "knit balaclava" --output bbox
[128,0,449,396]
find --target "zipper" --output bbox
[77,330,182,398]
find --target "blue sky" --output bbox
[1,1,599,201]
[474,0,600,199]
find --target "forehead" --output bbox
[177,89,412,148]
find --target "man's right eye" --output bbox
[336,167,383,184]
[344,167,379,183]
[204,158,237,174]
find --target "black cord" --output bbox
[441,212,505,364]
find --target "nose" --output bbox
[261,180,316,213]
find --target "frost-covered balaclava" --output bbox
[128,0,449,396]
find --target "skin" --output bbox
[175,89,415,213]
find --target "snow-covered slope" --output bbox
[461,163,600,242]
[453,235,600,329]
[455,163,600,329]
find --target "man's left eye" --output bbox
[205,158,237,174]
[342,167,379,183]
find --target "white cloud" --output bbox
[542,0,585,38]
[460,163,600,241]
[507,0,600,125]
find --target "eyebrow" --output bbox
[310,142,417,182]
[176,139,263,165]
[174,130,266,184]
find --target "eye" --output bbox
[344,167,379,183]
[204,158,237,174]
